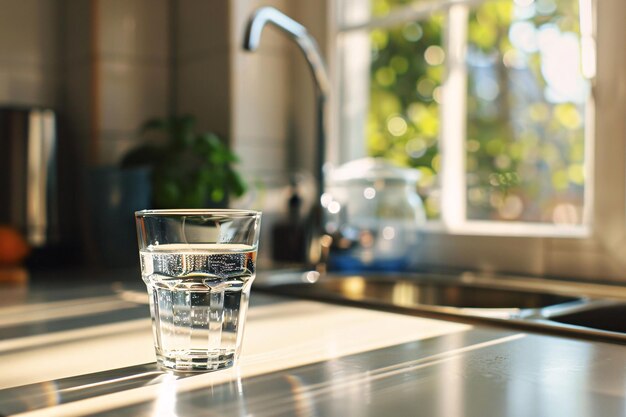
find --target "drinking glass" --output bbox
[135,209,262,372]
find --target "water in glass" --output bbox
[140,243,256,371]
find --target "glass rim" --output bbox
[135,209,261,218]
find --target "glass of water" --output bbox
[135,209,262,372]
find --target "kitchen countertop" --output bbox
[1,274,626,416]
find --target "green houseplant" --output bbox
[121,115,246,208]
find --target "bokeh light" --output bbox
[367,0,586,223]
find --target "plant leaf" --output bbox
[226,170,247,197]
[120,144,164,168]
[129,114,247,207]
[172,115,196,148]
[141,118,171,133]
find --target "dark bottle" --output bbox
[271,184,308,263]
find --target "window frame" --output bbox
[330,0,626,281]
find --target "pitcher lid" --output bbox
[327,158,420,185]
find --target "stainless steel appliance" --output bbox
[0,107,60,248]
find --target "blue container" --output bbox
[87,166,151,268]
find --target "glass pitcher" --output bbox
[322,158,426,272]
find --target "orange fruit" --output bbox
[0,226,31,266]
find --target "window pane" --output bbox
[466,0,589,224]
[367,9,444,219]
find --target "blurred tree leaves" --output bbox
[367,0,586,223]
[368,9,443,218]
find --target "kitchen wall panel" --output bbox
[99,61,169,135]
[175,52,231,136]
[96,0,170,165]
[0,0,61,107]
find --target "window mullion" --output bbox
[440,4,469,229]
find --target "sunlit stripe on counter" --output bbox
[7,300,471,416]
[0,296,142,328]
[0,364,169,415]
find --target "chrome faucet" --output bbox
[243,9,330,189]
[243,7,332,267]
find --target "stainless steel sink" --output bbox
[254,270,584,319]
[544,301,626,334]
[254,270,626,342]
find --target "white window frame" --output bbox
[330,0,626,281]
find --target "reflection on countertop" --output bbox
[2,270,626,416]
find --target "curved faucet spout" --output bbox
[243,7,331,267]
[243,7,331,97]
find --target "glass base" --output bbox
[156,349,236,372]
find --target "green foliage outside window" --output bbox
[368,6,444,218]
[368,0,587,223]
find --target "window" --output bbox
[332,0,626,280]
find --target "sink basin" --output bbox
[547,303,626,333]
[255,270,626,342]
[255,271,581,318]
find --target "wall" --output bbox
[171,0,294,180]
[62,0,171,166]
[173,0,231,138]
[0,0,61,108]
[0,0,170,167]
[0,0,317,174]
[96,0,171,166]
[0,0,323,266]
[230,0,290,177]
